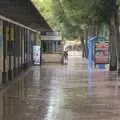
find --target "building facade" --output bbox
[0,0,52,85]
[41,32,63,63]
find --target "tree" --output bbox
[32,0,120,71]
[62,0,120,71]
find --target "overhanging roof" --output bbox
[0,0,52,32]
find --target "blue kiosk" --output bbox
[87,36,107,69]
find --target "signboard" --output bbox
[41,35,62,41]
[88,37,96,62]
[41,32,61,36]
[95,42,109,64]
[33,46,40,65]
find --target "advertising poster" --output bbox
[95,42,109,64]
[33,46,40,65]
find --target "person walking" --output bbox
[64,50,68,64]
[61,50,68,64]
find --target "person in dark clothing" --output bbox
[64,50,68,62]
[61,50,68,64]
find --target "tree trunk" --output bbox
[95,17,100,37]
[115,6,120,73]
[109,13,117,71]
[88,25,93,37]
[95,23,100,37]
[109,2,120,72]
[84,29,88,58]
[80,36,85,58]
[88,25,96,37]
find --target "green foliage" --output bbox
[32,0,119,40]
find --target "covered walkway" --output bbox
[0,0,53,85]
[0,51,120,120]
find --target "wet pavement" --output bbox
[1,51,120,120]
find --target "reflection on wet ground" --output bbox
[1,52,120,120]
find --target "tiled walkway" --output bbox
[0,51,120,120]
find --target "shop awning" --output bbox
[0,0,52,32]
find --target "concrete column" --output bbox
[0,92,3,120]
[0,20,3,84]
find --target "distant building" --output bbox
[41,32,63,63]
[41,32,63,53]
